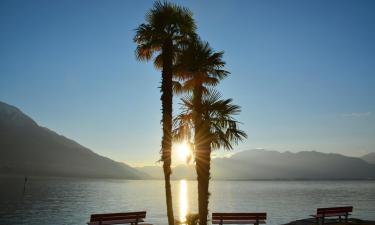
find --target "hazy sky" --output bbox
[1,0,374,166]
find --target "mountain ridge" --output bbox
[1,101,374,180]
[137,149,375,180]
[0,101,148,179]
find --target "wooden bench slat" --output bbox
[88,219,143,225]
[317,207,352,214]
[91,212,146,220]
[91,217,145,222]
[316,213,350,217]
[317,206,352,210]
[212,212,267,225]
[317,210,352,214]
[213,216,267,220]
[317,208,352,212]
[213,213,267,216]
[212,220,266,224]
[89,211,148,224]
[91,217,144,222]
[213,213,266,218]
[91,211,146,216]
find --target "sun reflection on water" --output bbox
[179,179,188,223]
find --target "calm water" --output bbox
[0,176,374,225]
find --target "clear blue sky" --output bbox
[1,0,374,166]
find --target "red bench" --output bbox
[88,211,151,225]
[212,213,267,225]
[311,206,353,225]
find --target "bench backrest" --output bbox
[212,213,267,222]
[316,206,353,216]
[90,211,146,223]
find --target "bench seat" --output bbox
[88,219,145,225]
[311,206,353,225]
[88,211,150,225]
[311,213,352,218]
[212,212,267,225]
[212,220,266,224]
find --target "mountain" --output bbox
[362,152,375,164]
[2,101,374,180]
[0,101,148,179]
[140,149,375,180]
[212,149,375,180]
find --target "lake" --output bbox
[0,176,374,225]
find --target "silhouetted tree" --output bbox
[174,91,247,225]
[134,2,196,225]
[173,39,230,225]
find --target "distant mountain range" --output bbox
[0,101,148,179]
[138,149,375,180]
[1,101,374,180]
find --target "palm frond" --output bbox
[134,0,196,67]
[175,90,247,151]
[173,38,229,93]
[172,80,184,94]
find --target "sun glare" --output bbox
[179,179,188,223]
[177,142,191,162]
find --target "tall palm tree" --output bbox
[174,91,247,225]
[134,2,196,225]
[173,39,230,225]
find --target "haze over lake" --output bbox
[1,177,374,225]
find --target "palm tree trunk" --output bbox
[196,143,211,225]
[161,40,175,225]
[193,85,210,225]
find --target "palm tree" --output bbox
[134,2,196,225]
[174,91,247,225]
[173,39,230,225]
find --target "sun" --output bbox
[177,142,191,162]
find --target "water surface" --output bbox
[0,176,374,225]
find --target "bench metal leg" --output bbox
[317,217,323,225]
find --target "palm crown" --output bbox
[174,90,247,151]
[134,1,196,65]
[173,38,229,94]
